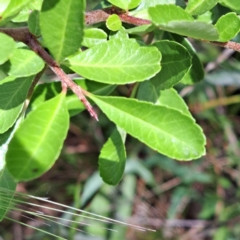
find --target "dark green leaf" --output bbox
[219,0,240,13]
[99,127,126,185]
[28,10,41,36]
[0,76,34,133]
[166,33,204,84]
[151,40,192,89]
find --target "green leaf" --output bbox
[39,0,85,63]
[65,39,161,84]
[106,14,122,32]
[6,93,69,181]
[215,13,240,42]
[150,4,194,23]
[1,48,44,77]
[89,95,206,160]
[149,4,219,41]
[150,40,192,90]
[1,0,31,21]
[0,33,15,65]
[99,127,126,185]
[110,26,129,39]
[108,0,141,10]
[219,0,240,13]
[137,81,159,103]
[185,0,219,16]
[28,10,41,36]
[136,0,182,11]
[0,167,16,221]
[11,0,42,22]
[157,88,193,118]
[0,76,33,134]
[166,33,204,84]
[82,28,107,48]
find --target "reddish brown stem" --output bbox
[0,27,98,120]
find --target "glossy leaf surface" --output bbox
[151,40,191,90]
[0,76,33,133]
[66,39,161,84]
[2,49,44,77]
[89,95,206,160]
[6,93,69,181]
[40,0,85,63]
[99,127,126,185]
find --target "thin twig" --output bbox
[0,28,98,120]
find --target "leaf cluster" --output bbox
[0,0,239,223]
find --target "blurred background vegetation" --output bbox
[2,1,240,240]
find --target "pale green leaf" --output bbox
[149,4,194,23]
[108,0,141,10]
[149,5,219,41]
[89,95,206,160]
[1,0,31,20]
[219,0,240,13]
[186,0,219,16]
[40,0,85,63]
[110,27,129,39]
[11,0,42,22]
[106,14,122,32]
[65,39,161,84]
[82,28,107,48]
[99,127,126,185]
[2,48,44,77]
[0,33,15,65]
[133,0,186,19]
[0,167,16,221]
[215,13,240,42]
[157,88,193,118]
[6,93,69,181]
[0,0,10,15]
[136,0,186,11]
[0,76,33,133]
[125,24,155,34]
[151,40,192,90]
